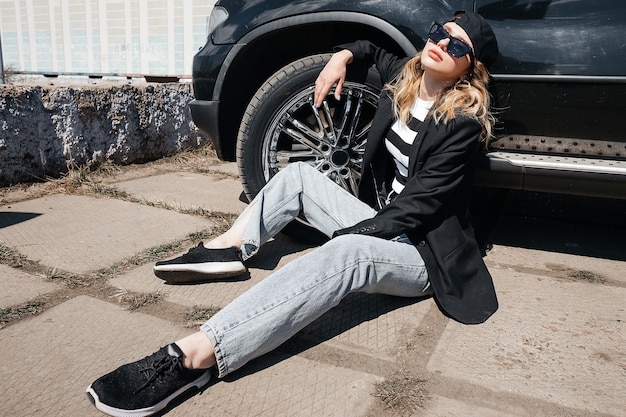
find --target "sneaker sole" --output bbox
[153,261,246,283]
[86,369,210,417]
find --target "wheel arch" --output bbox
[214,12,421,161]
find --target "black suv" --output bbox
[190,0,626,202]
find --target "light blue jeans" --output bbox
[200,162,430,377]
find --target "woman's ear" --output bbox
[463,67,474,81]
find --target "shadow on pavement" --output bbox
[219,292,432,383]
[0,211,41,229]
[473,188,626,261]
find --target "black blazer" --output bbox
[332,41,498,324]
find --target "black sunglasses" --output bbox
[428,22,473,59]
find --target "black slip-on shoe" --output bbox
[153,242,247,283]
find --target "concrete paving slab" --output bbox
[210,162,240,177]
[0,195,211,273]
[419,394,525,417]
[0,295,192,416]
[487,244,626,284]
[299,293,434,360]
[114,172,248,214]
[0,264,61,308]
[427,267,626,416]
[0,295,382,416]
[166,353,383,417]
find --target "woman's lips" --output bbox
[428,48,444,61]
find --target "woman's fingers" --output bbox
[313,50,353,107]
[314,69,344,107]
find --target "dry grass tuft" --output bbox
[117,291,164,311]
[183,305,220,328]
[567,270,605,283]
[0,301,44,329]
[0,243,38,269]
[373,371,430,415]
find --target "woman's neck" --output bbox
[419,73,454,101]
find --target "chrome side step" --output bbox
[487,152,626,175]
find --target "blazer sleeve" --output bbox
[334,117,481,239]
[334,40,409,85]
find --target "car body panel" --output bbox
[190,0,626,198]
[210,0,473,47]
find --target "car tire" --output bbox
[236,53,382,241]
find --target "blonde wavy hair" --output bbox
[385,54,495,145]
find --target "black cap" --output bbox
[448,11,498,70]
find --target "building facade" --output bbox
[0,0,216,77]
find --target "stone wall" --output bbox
[0,83,209,185]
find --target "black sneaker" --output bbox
[153,242,247,283]
[86,343,210,417]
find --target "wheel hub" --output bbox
[330,148,350,167]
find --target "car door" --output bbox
[477,0,626,152]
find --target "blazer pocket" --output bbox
[432,216,468,263]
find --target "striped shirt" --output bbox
[384,98,434,199]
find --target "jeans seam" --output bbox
[200,323,230,377]
[302,192,352,231]
[240,188,302,259]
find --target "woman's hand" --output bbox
[314,49,354,107]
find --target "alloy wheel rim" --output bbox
[261,82,379,196]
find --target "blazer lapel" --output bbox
[407,117,432,174]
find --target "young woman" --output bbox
[87,11,499,416]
